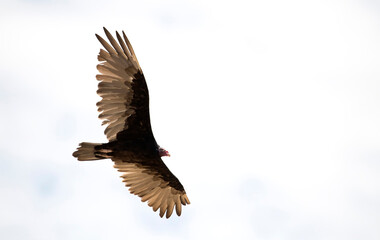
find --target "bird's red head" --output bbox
[158,147,170,157]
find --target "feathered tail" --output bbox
[73,142,112,161]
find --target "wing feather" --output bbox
[98,49,111,61]
[166,197,175,218]
[175,195,182,216]
[116,31,132,59]
[103,27,127,59]
[95,34,117,55]
[96,74,123,82]
[141,186,161,202]
[122,31,141,70]
[95,28,143,141]
[151,188,167,211]
[113,160,189,218]
[159,189,170,217]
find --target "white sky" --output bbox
[1,0,380,239]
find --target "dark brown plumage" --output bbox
[73,27,189,218]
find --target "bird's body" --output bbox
[73,28,189,218]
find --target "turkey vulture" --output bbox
[73,27,190,218]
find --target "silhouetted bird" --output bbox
[73,28,190,218]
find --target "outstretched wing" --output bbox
[113,158,190,218]
[95,27,152,141]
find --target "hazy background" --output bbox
[1,0,380,239]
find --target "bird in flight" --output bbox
[73,27,190,218]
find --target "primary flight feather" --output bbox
[73,27,190,218]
